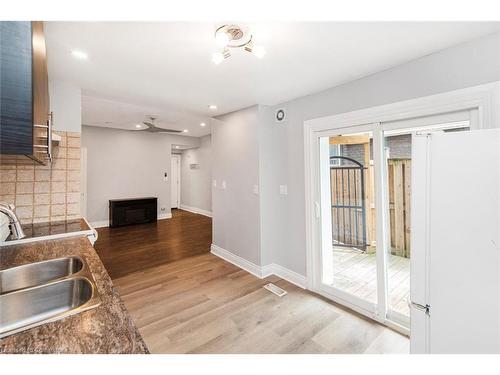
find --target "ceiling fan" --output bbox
[137,116,183,133]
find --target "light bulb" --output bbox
[71,50,88,60]
[200,122,206,127]
[252,46,266,59]
[215,31,230,47]
[212,52,224,65]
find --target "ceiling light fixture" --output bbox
[135,124,142,128]
[208,104,217,110]
[71,50,88,60]
[200,122,206,127]
[175,145,180,149]
[183,129,189,133]
[212,24,265,64]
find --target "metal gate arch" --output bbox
[330,156,367,251]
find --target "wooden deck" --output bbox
[332,248,410,316]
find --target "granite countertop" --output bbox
[0,236,149,354]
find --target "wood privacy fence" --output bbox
[331,158,411,258]
[386,159,411,258]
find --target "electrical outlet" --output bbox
[279,185,288,195]
[160,207,166,212]
[222,180,227,189]
[213,179,217,188]
[253,184,259,195]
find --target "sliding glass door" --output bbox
[382,119,471,326]
[318,126,381,315]
[315,111,475,332]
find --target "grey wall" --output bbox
[82,125,200,224]
[180,134,212,213]
[258,105,287,266]
[212,32,500,275]
[212,108,261,265]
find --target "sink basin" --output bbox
[0,277,100,338]
[0,256,84,294]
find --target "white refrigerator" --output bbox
[410,128,500,353]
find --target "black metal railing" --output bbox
[330,156,367,251]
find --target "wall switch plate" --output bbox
[164,172,168,181]
[253,184,259,195]
[213,180,217,188]
[222,180,227,190]
[279,185,288,195]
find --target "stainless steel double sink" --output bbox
[0,256,101,338]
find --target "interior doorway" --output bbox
[171,154,181,208]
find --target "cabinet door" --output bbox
[0,21,33,155]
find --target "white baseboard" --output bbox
[210,244,262,278]
[210,244,307,289]
[179,205,212,218]
[89,220,109,228]
[89,213,172,229]
[261,263,308,289]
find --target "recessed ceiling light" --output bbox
[135,124,142,128]
[183,129,189,133]
[175,145,180,149]
[71,50,88,60]
[200,122,206,127]
[208,105,217,110]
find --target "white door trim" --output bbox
[171,154,181,208]
[304,82,497,333]
[304,81,498,132]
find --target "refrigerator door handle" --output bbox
[410,300,430,315]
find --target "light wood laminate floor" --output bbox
[113,252,409,354]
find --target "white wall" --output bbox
[81,125,200,225]
[49,81,82,133]
[212,108,261,265]
[212,32,500,276]
[180,134,212,213]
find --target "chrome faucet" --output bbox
[0,202,26,240]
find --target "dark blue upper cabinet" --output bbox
[0,21,34,155]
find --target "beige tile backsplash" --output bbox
[0,131,81,224]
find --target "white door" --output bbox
[171,154,180,208]
[410,128,500,353]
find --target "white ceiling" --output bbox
[45,22,500,134]
[81,95,212,137]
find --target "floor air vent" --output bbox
[264,283,287,297]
